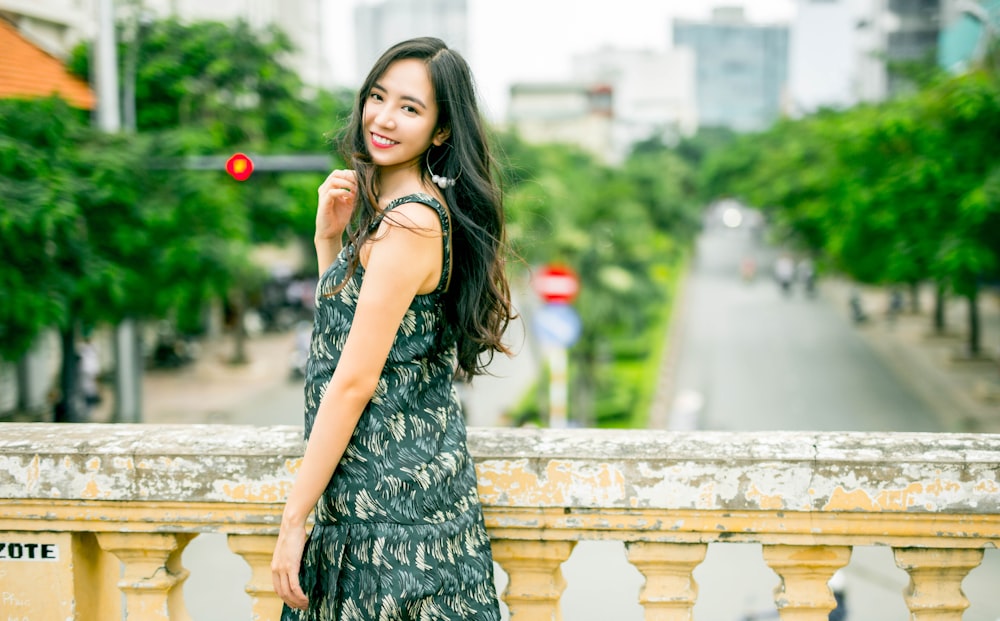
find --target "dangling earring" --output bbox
[426,158,457,188]
[426,146,460,189]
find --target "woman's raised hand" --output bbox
[316,169,357,240]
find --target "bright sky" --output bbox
[326,0,797,120]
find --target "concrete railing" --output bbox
[1,423,999,620]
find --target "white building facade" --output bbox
[788,0,858,113]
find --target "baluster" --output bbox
[228,534,283,621]
[761,544,851,620]
[96,532,196,621]
[491,539,576,621]
[625,541,707,621]
[893,547,984,620]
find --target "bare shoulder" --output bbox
[365,199,445,293]
[380,200,444,236]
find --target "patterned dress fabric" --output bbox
[282,194,501,621]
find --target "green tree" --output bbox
[72,19,301,139]
[697,131,764,209]
[0,99,84,362]
[922,72,1000,354]
[70,18,353,247]
[831,73,1000,349]
[827,102,939,291]
[673,126,739,204]
[623,147,701,244]
[698,115,843,259]
[0,98,259,419]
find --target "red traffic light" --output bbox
[225,153,254,181]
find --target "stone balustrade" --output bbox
[1,423,998,620]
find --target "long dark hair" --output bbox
[337,37,512,378]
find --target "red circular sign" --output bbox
[533,264,579,304]
[225,153,254,181]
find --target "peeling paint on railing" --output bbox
[1,425,998,517]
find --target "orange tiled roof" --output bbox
[0,18,95,109]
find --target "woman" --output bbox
[271,37,510,620]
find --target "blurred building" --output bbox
[788,0,857,113]
[151,0,328,89]
[789,0,964,110]
[0,0,329,88]
[939,0,1000,72]
[0,17,95,109]
[353,0,468,81]
[506,82,614,164]
[0,0,96,59]
[571,46,697,161]
[874,0,943,97]
[846,0,943,101]
[673,6,789,132]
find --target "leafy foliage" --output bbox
[498,133,698,425]
[3,19,353,365]
[0,99,85,358]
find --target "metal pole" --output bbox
[122,14,137,133]
[547,346,568,428]
[95,0,120,133]
[113,320,141,423]
[96,0,142,423]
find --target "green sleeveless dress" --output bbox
[282,193,502,621]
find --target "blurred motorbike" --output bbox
[288,321,311,380]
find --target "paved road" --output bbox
[670,224,942,433]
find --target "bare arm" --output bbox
[314,237,342,277]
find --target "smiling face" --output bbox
[362,58,448,176]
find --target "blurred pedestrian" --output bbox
[798,258,816,297]
[271,37,510,620]
[740,255,757,282]
[887,288,904,325]
[78,336,101,415]
[287,320,311,380]
[849,288,868,324]
[775,254,795,295]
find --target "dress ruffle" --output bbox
[281,507,498,621]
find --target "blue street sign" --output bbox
[533,303,582,348]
